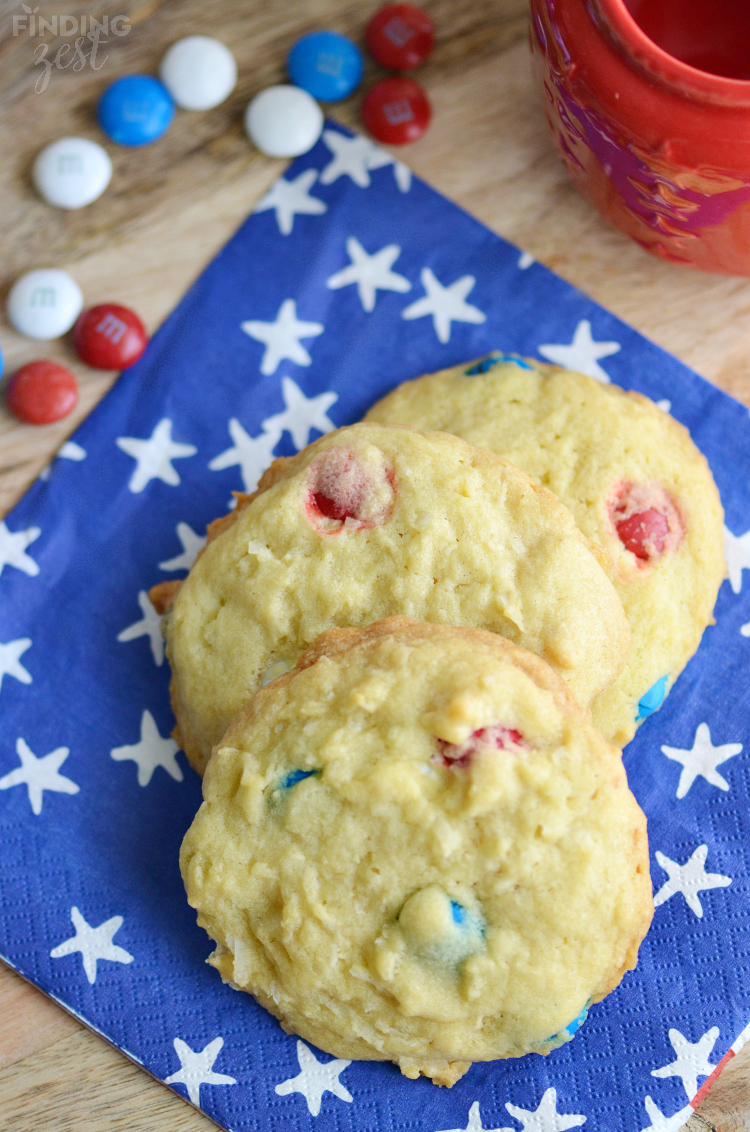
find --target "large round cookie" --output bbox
[155,422,629,774]
[180,618,653,1086]
[365,357,725,747]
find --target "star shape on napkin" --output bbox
[653,844,732,918]
[254,169,327,235]
[159,522,206,573]
[0,521,41,579]
[724,524,750,594]
[262,376,337,450]
[0,637,32,691]
[165,1036,236,1107]
[505,1087,586,1131]
[651,1026,719,1099]
[326,237,411,312]
[402,267,486,343]
[0,738,79,815]
[116,418,197,494]
[210,419,281,493]
[538,319,621,382]
[662,723,742,799]
[117,590,164,666]
[319,129,411,192]
[639,1095,694,1132]
[436,1100,507,1132]
[241,299,324,376]
[110,709,182,787]
[50,906,133,984]
[275,1039,352,1116]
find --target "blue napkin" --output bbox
[2,122,750,1132]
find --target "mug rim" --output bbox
[595,0,750,102]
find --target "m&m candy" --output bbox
[32,137,112,210]
[287,31,363,102]
[6,360,78,425]
[361,77,431,144]
[245,86,324,157]
[74,304,148,370]
[98,75,175,147]
[160,36,237,111]
[365,4,435,71]
[7,269,84,340]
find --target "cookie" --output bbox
[365,356,726,746]
[153,422,630,774]
[180,618,653,1085]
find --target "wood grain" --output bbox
[1,1,749,1129]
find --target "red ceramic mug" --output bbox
[529,0,750,275]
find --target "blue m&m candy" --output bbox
[287,31,363,103]
[98,75,175,147]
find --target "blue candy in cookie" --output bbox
[636,675,668,721]
[464,352,534,375]
[397,885,485,971]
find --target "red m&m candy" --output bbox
[74,304,148,369]
[362,77,431,145]
[365,4,434,71]
[6,360,78,425]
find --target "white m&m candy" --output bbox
[245,85,324,158]
[7,269,84,340]
[160,36,237,111]
[32,138,112,210]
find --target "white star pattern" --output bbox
[639,1095,694,1132]
[652,1026,719,1099]
[0,522,41,579]
[241,299,324,376]
[0,738,79,815]
[724,524,750,594]
[319,129,411,192]
[505,1087,586,1131]
[275,1039,352,1116]
[254,168,328,235]
[116,418,197,494]
[538,319,621,382]
[209,419,281,492]
[40,439,87,481]
[662,723,742,799]
[656,399,672,413]
[402,268,486,344]
[653,844,732,918]
[50,906,133,984]
[165,1036,236,1107]
[117,590,164,666]
[436,1100,506,1132]
[110,710,183,787]
[159,522,206,572]
[326,237,411,312]
[518,251,535,269]
[0,637,32,691]
[59,440,86,461]
[262,376,338,449]
[742,621,750,637]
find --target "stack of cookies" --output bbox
[150,355,725,1087]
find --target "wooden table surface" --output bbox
[1,1,749,1128]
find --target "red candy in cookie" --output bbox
[361,77,431,145]
[6,360,78,425]
[74,304,148,370]
[439,725,527,769]
[609,481,683,563]
[365,4,435,71]
[306,446,395,532]
[615,509,669,560]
